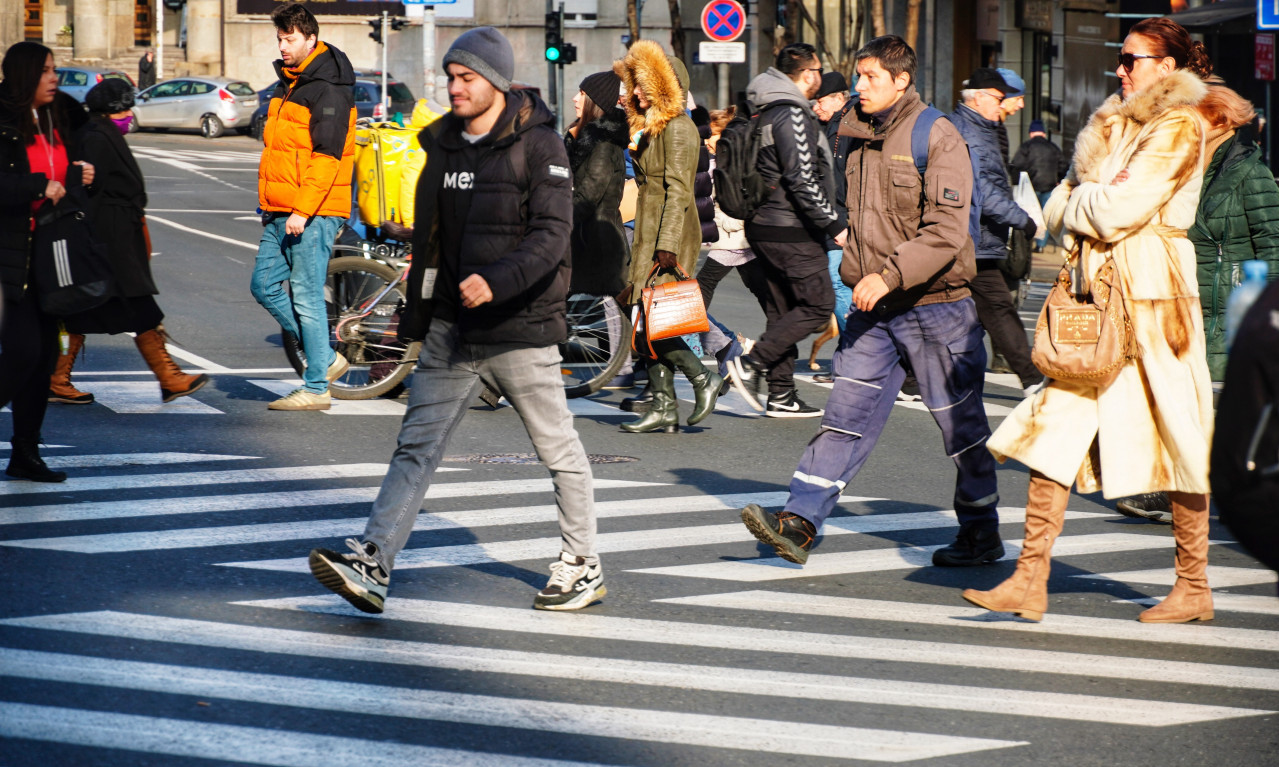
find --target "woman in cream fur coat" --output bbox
[964,18,1217,624]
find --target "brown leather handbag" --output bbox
[1031,243,1135,388]
[632,264,709,357]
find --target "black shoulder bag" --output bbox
[32,187,115,316]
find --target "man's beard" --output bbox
[454,88,495,119]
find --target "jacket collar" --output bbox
[953,102,1000,131]
[839,88,922,141]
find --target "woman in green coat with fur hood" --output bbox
[612,40,722,433]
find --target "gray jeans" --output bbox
[363,320,597,572]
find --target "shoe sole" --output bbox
[765,409,825,418]
[740,504,809,565]
[48,396,94,404]
[961,590,1043,621]
[932,545,1005,567]
[729,359,765,412]
[161,375,210,404]
[308,550,385,614]
[1115,504,1173,524]
[1137,610,1214,624]
[533,584,607,611]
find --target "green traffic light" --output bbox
[546,46,561,62]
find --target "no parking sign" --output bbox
[701,0,746,43]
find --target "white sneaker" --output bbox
[267,387,331,411]
[533,552,606,611]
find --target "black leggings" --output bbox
[0,292,59,441]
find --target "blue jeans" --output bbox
[250,215,341,394]
[362,320,596,573]
[827,249,853,332]
[786,298,999,531]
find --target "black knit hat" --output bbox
[815,71,849,100]
[442,27,514,92]
[580,71,621,111]
[85,78,135,114]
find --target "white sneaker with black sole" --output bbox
[765,389,823,418]
[533,552,606,611]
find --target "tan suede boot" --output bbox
[48,333,94,404]
[962,471,1070,621]
[134,326,209,403]
[1138,492,1214,623]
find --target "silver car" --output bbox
[132,77,259,138]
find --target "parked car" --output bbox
[57,67,135,104]
[249,76,417,142]
[132,77,258,139]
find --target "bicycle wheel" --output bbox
[283,256,420,400]
[560,294,632,398]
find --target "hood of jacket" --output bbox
[614,40,687,138]
[746,67,815,116]
[436,88,555,152]
[1070,69,1206,184]
[566,106,628,169]
[273,41,356,89]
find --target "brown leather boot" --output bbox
[1138,492,1213,623]
[134,326,209,403]
[48,333,94,404]
[961,471,1069,621]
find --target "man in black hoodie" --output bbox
[309,28,603,614]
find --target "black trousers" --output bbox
[970,260,1038,388]
[0,292,59,441]
[697,256,771,314]
[746,238,835,395]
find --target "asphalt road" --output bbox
[1,131,1276,767]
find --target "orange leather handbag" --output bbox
[632,264,709,357]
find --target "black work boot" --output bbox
[740,504,817,564]
[620,379,654,413]
[932,525,1005,566]
[665,348,722,425]
[620,362,678,433]
[5,437,67,483]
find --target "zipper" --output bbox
[1208,242,1223,336]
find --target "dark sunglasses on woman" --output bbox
[1117,52,1163,71]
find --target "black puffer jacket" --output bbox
[0,90,87,302]
[744,67,843,242]
[402,89,572,347]
[565,106,629,296]
[1009,135,1067,194]
[695,138,718,244]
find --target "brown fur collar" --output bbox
[614,40,686,138]
[1068,70,1206,184]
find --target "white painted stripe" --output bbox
[1122,594,1279,616]
[249,379,407,416]
[80,380,223,414]
[215,506,1091,573]
[672,378,760,416]
[147,214,258,250]
[1074,566,1279,588]
[0,443,72,450]
[157,343,231,373]
[0,649,1021,761]
[0,478,655,526]
[0,463,398,497]
[40,452,258,469]
[0,702,582,767]
[564,396,622,416]
[628,532,1177,582]
[240,595,1279,692]
[5,611,1265,726]
[659,591,1279,653]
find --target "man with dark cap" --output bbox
[309,27,604,614]
[811,70,853,381]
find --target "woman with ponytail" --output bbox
[964,18,1218,623]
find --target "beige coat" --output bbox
[988,70,1215,497]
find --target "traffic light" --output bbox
[368,19,381,45]
[390,18,406,32]
[545,10,564,63]
[561,43,577,65]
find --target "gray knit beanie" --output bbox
[442,27,514,93]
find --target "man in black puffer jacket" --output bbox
[309,28,603,615]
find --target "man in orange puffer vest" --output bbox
[251,2,356,411]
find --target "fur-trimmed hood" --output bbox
[614,40,688,138]
[1069,69,1206,184]
[565,106,628,172]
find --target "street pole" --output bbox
[381,11,390,113]
[546,0,556,131]
[556,2,566,134]
[717,62,729,111]
[422,6,436,105]
[155,0,164,85]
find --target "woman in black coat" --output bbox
[564,72,629,298]
[50,78,207,406]
[0,42,91,482]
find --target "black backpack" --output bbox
[712,106,777,221]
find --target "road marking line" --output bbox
[1074,566,1279,588]
[214,506,1094,572]
[0,478,658,526]
[249,379,408,416]
[72,368,298,376]
[4,611,1265,726]
[0,649,1022,761]
[77,380,223,414]
[147,214,258,251]
[237,596,1279,692]
[40,452,258,469]
[0,702,586,767]
[658,591,1279,653]
[0,463,400,497]
[1121,594,1279,616]
[628,532,1178,582]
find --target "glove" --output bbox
[1019,219,1039,239]
[654,250,679,270]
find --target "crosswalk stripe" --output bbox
[657,591,1279,653]
[214,507,1097,573]
[628,532,1180,582]
[0,463,409,497]
[0,478,660,526]
[40,452,258,469]
[3,611,1264,726]
[80,380,224,414]
[248,379,409,416]
[0,648,1023,761]
[0,702,587,767]
[237,596,1279,692]
[1122,594,1279,616]
[1074,566,1279,588]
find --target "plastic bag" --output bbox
[1014,171,1045,240]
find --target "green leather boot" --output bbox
[620,361,679,433]
[665,348,723,425]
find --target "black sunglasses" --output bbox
[1117,52,1162,71]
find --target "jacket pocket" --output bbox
[889,167,921,213]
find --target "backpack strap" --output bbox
[910,106,945,178]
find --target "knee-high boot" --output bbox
[1138,492,1213,623]
[962,471,1069,621]
[664,348,723,425]
[134,326,210,403]
[620,360,678,433]
[48,333,94,404]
